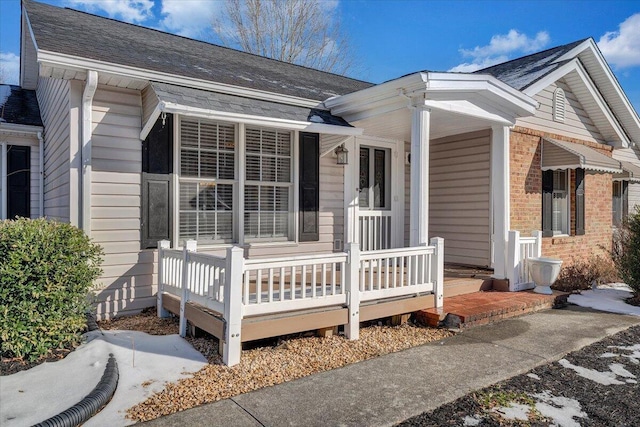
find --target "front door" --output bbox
[358,144,393,250]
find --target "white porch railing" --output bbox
[506,230,542,291]
[157,237,444,366]
[359,211,393,251]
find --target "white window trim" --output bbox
[173,116,300,247]
[552,170,570,236]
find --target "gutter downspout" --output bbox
[38,131,43,217]
[82,70,98,235]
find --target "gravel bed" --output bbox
[125,318,452,422]
[98,308,179,335]
[397,325,640,426]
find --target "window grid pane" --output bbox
[552,170,568,234]
[179,118,236,244]
[244,127,292,240]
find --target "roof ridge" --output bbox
[24,0,372,86]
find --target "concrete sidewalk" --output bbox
[143,307,640,427]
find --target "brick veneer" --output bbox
[510,126,613,264]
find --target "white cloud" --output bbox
[449,30,550,73]
[66,0,154,23]
[448,55,509,73]
[0,52,20,85]
[159,0,219,38]
[598,13,640,68]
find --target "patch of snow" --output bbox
[568,286,640,316]
[493,402,530,421]
[1,330,207,427]
[463,415,482,426]
[606,344,640,364]
[0,85,12,107]
[533,391,587,427]
[608,363,636,379]
[527,373,540,380]
[308,115,325,123]
[558,358,624,385]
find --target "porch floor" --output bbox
[416,290,569,329]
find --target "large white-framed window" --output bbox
[552,169,569,235]
[178,117,237,244]
[244,126,293,241]
[175,117,296,246]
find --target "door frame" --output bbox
[344,135,404,250]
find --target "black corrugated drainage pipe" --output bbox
[33,353,119,427]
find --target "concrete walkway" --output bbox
[143,307,640,427]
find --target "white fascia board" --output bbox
[140,103,162,140]
[325,73,426,115]
[555,40,640,143]
[0,122,44,136]
[426,72,538,112]
[421,99,515,126]
[36,50,323,108]
[522,59,579,97]
[160,102,363,135]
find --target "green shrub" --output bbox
[0,218,103,361]
[611,207,640,297]
[551,254,618,293]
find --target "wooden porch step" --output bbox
[415,290,569,329]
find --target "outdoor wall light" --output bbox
[335,144,349,165]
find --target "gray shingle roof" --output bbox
[0,85,43,127]
[24,0,373,101]
[475,39,588,90]
[151,82,352,127]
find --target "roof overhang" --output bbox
[140,82,362,140]
[614,161,640,182]
[324,72,539,125]
[542,138,622,173]
[0,122,43,137]
[530,39,640,146]
[523,58,631,148]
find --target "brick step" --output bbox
[415,291,568,329]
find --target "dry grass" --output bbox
[114,314,452,423]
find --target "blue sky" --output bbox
[1,0,639,113]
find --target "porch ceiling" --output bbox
[353,107,496,141]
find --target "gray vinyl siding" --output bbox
[405,130,491,267]
[36,77,71,222]
[90,86,149,319]
[613,147,640,214]
[20,14,39,90]
[517,80,605,143]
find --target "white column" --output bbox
[491,125,511,279]
[343,136,358,245]
[410,106,430,246]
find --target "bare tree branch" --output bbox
[212,0,356,75]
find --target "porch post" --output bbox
[491,125,511,279]
[410,106,430,246]
[343,136,358,246]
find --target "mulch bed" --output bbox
[0,348,74,376]
[397,325,640,426]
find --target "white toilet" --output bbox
[527,257,563,295]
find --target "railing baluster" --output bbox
[301,265,307,298]
[399,255,405,287]
[268,268,274,303]
[256,269,262,304]
[392,256,398,288]
[321,264,327,296]
[312,264,317,298]
[291,266,296,300]
[279,267,285,301]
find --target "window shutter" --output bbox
[142,114,173,249]
[575,168,585,235]
[542,169,553,237]
[622,180,629,220]
[299,132,319,242]
[7,145,31,219]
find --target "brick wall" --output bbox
[510,126,613,264]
